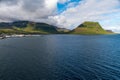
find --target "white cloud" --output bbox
[58,0,70,4]
[0,0,58,22]
[51,0,120,32]
[0,0,120,32]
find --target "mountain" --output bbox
[70,21,112,34]
[0,21,58,34]
[106,30,113,33]
[56,28,70,33]
[0,21,114,35]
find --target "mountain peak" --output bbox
[78,21,101,28]
[70,21,112,34]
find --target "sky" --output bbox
[0,0,120,32]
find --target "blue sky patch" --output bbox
[57,0,81,13]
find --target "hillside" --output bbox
[0,21,114,35]
[0,21,58,34]
[56,28,70,33]
[70,21,112,35]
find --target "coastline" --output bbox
[0,34,42,39]
[0,33,117,40]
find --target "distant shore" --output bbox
[0,34,43,39]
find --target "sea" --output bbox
[0,34,120,80]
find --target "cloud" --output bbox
[58,0,70,4]
[51,0,120,32]
[0,0,58,22]
[0,0,120,32]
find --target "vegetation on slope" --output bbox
[70,21,112,35]
[0,21,58,34]
[0,21,114,35]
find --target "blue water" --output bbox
[0,35,120,80]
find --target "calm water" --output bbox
[0,35,120,80]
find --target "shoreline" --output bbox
[0,34,42,39]
[0,33,118,39]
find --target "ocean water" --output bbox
[0,35,120,80]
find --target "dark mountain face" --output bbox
[106,30,113,33]
[35,23,58,33]
[0,21,29,28]
[0,22,12,29]
[12,21,29,28]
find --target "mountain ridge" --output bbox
[0,21,58,34]
[0,21,114,35]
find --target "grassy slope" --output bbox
[0,21,114,35]
[13,24,49,34]
[70,21,111,35]
[0,23,57,34]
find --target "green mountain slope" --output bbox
[70,21,112,35]
[0,21,114,35]
[0,21,58,34]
